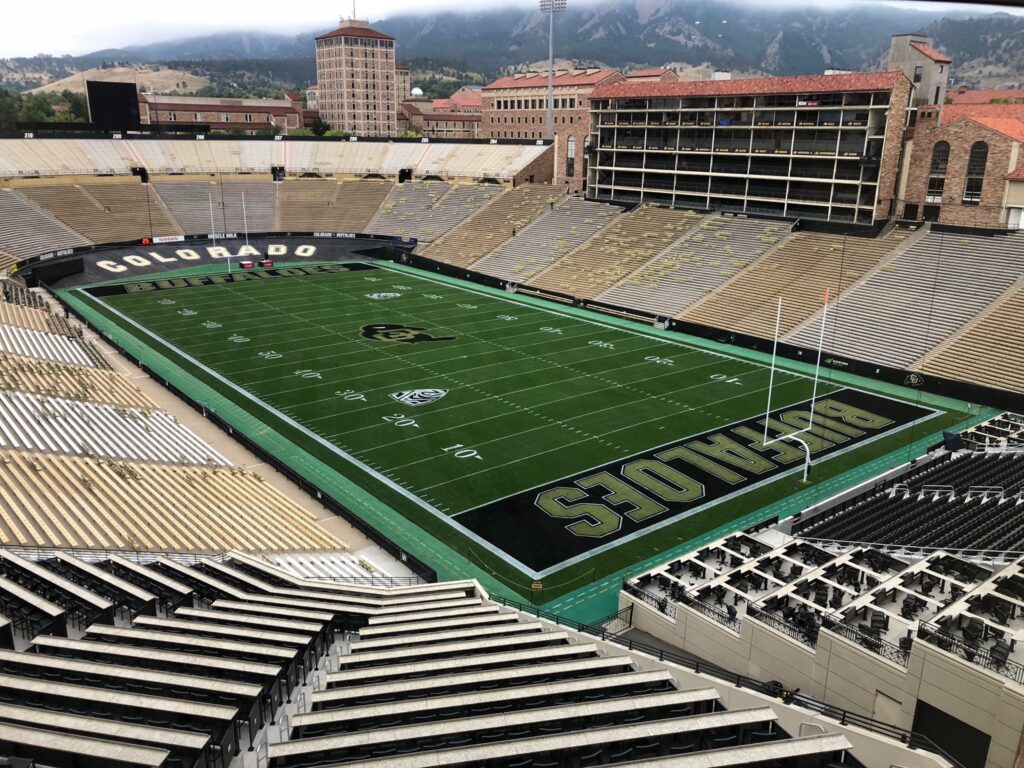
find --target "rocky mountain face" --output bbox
[2,1,1021,94]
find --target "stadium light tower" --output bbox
[540,0,567,142]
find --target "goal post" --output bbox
[761,288,831,482]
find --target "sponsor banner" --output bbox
[152,235,186,244]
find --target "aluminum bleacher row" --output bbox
[3,137,1024,396]
[0,547,891,768]
[0,139,549,181]
[0,287,350,554]
[787,229,1024,369]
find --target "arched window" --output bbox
[926,141,949,203]
[963,141,988,204]
[929,141,950,174]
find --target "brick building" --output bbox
[887,34,951,111]
[481,69,626,192]
[396,64,412,104]
[900,103,1024,228]
[315,18,398,136]
[587,70,913,225]
[138,93,304,134]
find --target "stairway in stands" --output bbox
[0,548,863,768]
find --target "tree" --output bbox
[311,117,329,136]
[324,129,351,138]
[289,127,314,136]
[18,93,54,124]
[61,89,88,121]
[0,89,19,131]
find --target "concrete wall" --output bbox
[622,592,1024,768]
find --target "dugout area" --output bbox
[58,258,990,619]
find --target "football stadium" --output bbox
[0,11,1021,768]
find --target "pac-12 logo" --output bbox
[390,389,448,407]
[360,324,455,344]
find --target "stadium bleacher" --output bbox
[914,280,1024,394]
[597,214,792,317]
[19,183,181,244]
[368,182,506,242]
[786,228,1024,369]
[529,205,702,299]
[473,197,621,282]
[0,189,92,261]
[154,180,277,235]
[421,183,559,269]
[0,547,879,768]
[682,228,909,339]
[0,353,152,408]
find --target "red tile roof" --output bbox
[948,89,1024,105]
[910,41,952,64]
[591,70,907,100]
[628,68,673,78]
[484,70,622,90]
[1006,164,1024,181]
[316,24,394,42]
[942,102,1024,124]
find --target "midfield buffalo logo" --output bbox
[360,324,455,344]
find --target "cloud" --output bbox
[2,0,1017,58]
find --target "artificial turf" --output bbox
[67,260,978,602]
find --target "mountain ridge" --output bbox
[2,1,1021,94]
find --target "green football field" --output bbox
[67,260,979,602]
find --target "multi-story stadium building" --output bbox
[586,70,911,224]
[315,18,398,137]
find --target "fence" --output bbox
[677,591,742,632]
[747,604,819,648]
[821,616,910,667]
[621,580,676,619]
[918,622,1024,686]
[492,593,964,768]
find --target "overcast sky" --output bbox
[1,0,1017,58]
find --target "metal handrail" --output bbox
[747,604,819,648]
[621,581,676,619]
[918,622,1024,686]
[677,591,742,632]
[821,616,910,667]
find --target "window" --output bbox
[962,141,988,204]
[913,65,923,83]
[244,113,253,123]
[926,141,949,204]
[566,137,576,178]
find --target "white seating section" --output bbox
[0,391,227,466]
[0,325,95,367]
[268,551,392,580]
[0,189,92,259]
[786,230,1024,368]
[474,198,621,282]
[599,215,792,317]
[0,139,549,181]
[0,139,135,177]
